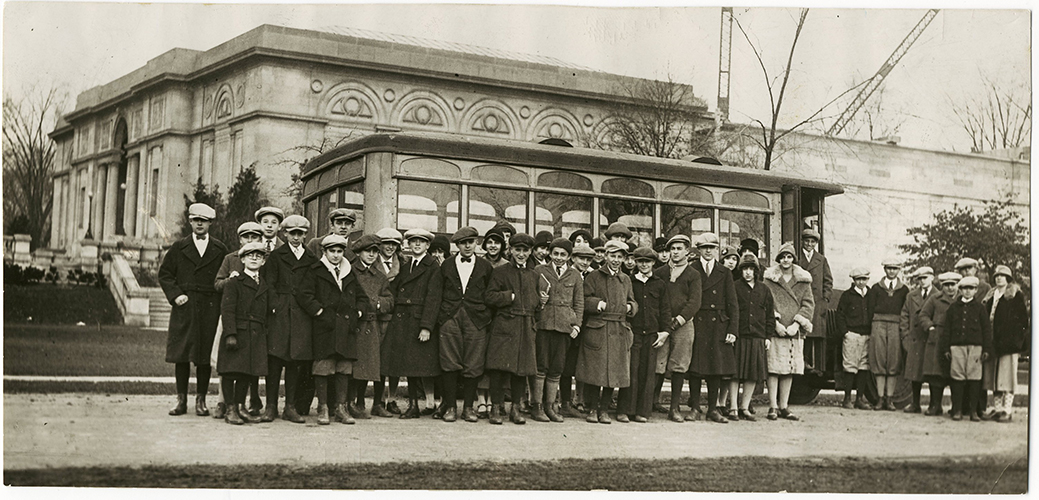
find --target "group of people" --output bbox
[158,202,1028,428]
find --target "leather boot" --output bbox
[260,405,278,423]
[238,404,260,424]
[489,403,504,425]
[561,401,581,419]
[282,404,306,424]
[224,403,244,425]
[586,408,600,423]
[530,403,550,422]
[510,403,526,425]
[195,395,209,417]
[544,381,563,422]
[370,403,393,418]
[400,399,421,419]
[545,402,564,423]
[169,394,188,416]
[335,404,355,424]
[874,396,887,411]
[316,404,331,425]
[883,397,897,411]
[842,393,854,410]
[212,402,227,419]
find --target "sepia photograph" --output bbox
[2,0,1031,494]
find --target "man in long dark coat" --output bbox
[901,266,938,413]
[159,203,227,417]
[689,232,739,424]
[798,228,833,376]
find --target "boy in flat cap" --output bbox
[298,235,368,425]
[383,228,443,419]
[260,214,318,423]
[652,234,701,422]
[307,208,357,261]
[901,267,939,413]
[532,237,584,422]
[212,221,266,418]
[798,228,833,376]
[689,232,739,424]
[867,257,909,411]
[836,267,874,410]
[485,233,543,424]
[918,272,962,416]
[159,203,227,417]
[375,228,404,282]
[941,277,992,421]
[560,243,596,416]
[255,206,285,253]
[437,227,494,422]
[590,237,606,270]
[617,246,670,422]
[576,240,637,424]
[955,258,991,300]
[347,234,395,420]
[218,242,270,425]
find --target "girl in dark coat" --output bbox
[218,242,270,425]
[982,265,1029,422]
[299,235,369,425]
[729,254,773,421]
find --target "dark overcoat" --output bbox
[298,260,367,362]
[735,279,775,340]
[485,261,541,376]
[353,261,395,381]
[218,274,270,376]
[575,267,637,388]
[383,254,443,377]
[689,260,739,376]
[306,235,356,264]
[798,251,833,338]
[159,235,227,364]
[261,243,319,361]
[917,292,955,377]
[438,256,494,329]
[984,284,1030,356]
[900,284,940,382]
[214,253,244,292]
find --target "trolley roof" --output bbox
[302,132,844,196]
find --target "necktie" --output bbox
[411,258,418,273]
[333,266,340,280]
[384,260,392,273]
[266,240,273,252]
[253,274,260,285]
[706,261,713,276]
[460,256,472,263]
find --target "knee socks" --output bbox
[705,376,720,412]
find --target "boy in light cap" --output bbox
[866,257,909,411]
[617,246,670,422]
[255,206,285,253]
[532,237,584,422]
[941,276,992,421]
[901,267,938,413]
[217,242,270,425]
[307,208,357,260]
[918,272,962,416]
[836,268,874,410]
[348,234,395,420]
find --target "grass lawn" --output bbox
[3,455,1026,492]
[3,324,167,377]
[4,284,122,325]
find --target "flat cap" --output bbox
[881,257,903,268]
[849,267,871,279]
[451,226,480,243]
[633,246,656,261]
[509,233,535,249]
[254,206,285,222]
[280,214,311,231]
[404,228,435,242]
[801,228,820,241]
[603,222,633,240]
[569,229,593,245]
[696,232,720,248]
[914,266,934,278]
[955,257,979,269]
[430,235,451,255]
[376,227,403,244]
[187,203,216,220]
[237,221,264,237]
[534,231,554,248]
[549,237,573,255]
[666,234,692,249]
[351,234,382,253]
[958,276,980,288]
[737,254,760,271]
[992,265,1013,279]
[938,272,963,285]
[604,240,629,255]
[775,242,796,262]
[572,244,596,258]
[653,236,669,252]
[321,234,349,250]
[238,241,268,258]
[328,208,356,222]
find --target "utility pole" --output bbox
[717,7,734,123]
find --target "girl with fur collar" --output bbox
[761,242,815,421]
[981,266,1030,422]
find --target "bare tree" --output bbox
[277,133,358,214]
[3,86,66,248]
[949,77,1031,153]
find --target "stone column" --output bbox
[124,154,139,239]
[50,177,62,248]
[104,162,119,239]
[91,163,106,240]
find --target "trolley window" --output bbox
[663,184,714,204]
[535,192,593,239]
[720,210,769,260]
[397,179,460,235]
[471,165,529,186]
[537,171,593,191]
[661,205,713,240]
[469,185,528,235]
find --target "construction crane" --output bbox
[826,9,939,136]
[717,7,734,123]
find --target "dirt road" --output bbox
[4,393,1027,470]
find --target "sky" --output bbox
[2,1,1031,153]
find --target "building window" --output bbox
[468,186,527,235]
[397,179,460,236]
[720,210,768,260]
[661,205,713,240]
[535,192,593,238]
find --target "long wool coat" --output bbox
[762,264,815,375]
[689,260,739,376]
[298,260,367,362]
[916,292,955,378]
[353,261,395,382]
[575,267,637,388]
[159,235,228,365]
[218,273,270,376]
[798,251,833,338]
[485,261,541,376]
[383,254,443,377]
[535,264,585,334]
[262,243,320,361]
[984,284,1030,356]
[900,284,940,382]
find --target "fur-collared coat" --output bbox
[762,264,815,335]
[901,284,940,382]
[159,235,228,364]
[262,243,320,361]
[218,273,270,376]
[983,284,1030,356]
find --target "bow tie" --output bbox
[194,235,207,241]
[460,256,472,263]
